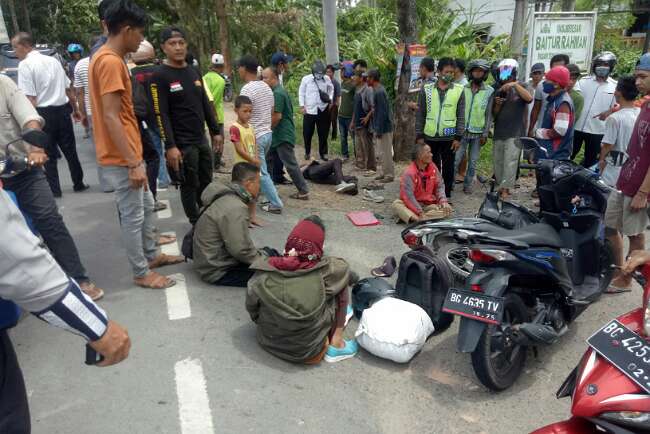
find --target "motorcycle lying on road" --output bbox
[401,138,612,288]
[533,264,650,434]
[403,138,615,391]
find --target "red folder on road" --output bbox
[347,211,380,227]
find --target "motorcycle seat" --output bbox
[487,223,563,248]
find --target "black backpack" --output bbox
[395,245,454,333]
[181,190,238,260]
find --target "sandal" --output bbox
[148,253,185,269]
[289,192,309,201]
[261,204,282,214]
[134,272,176,289]
[371,256,397,277]
[604,285,632,294]
[157,234,177,246]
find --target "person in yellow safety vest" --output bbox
[415,57,465,199]
[203,54,226,169]
[454,59,494,195]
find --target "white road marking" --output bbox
[174,358,215,434]
[161,236,180,256]
[165,273,191,320]
[157,199,172,219]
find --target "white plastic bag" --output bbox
[354,297,434,363]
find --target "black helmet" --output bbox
[312,60,326,76]
[351,277,396,318]
[467,59,490,73]
[592,51,617,73]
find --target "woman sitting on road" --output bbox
[245,215,358,364]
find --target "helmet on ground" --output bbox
[592,51,617,73]
[497,59,519,83]
[67,43,83,54]
[351,277,396,318]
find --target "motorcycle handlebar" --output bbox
[519,164,538,170]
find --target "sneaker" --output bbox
[73,183,90,192]
[324,339,358,363]
[345,305,353,326]
[362,189,384,203]
[154,201,168,212]
[335,182,356,193]
[463,185,473,195]
[261,203,282,214]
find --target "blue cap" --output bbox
[637,53,650,71]
[342,63,354,78]
[530,62,545,73]
[271,51,293,66]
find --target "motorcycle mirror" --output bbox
[21,128,49,149]
[519,137,543,153]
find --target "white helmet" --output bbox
[211,53,225,65]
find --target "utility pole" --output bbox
[561,0,576,11]
[322,0,339,69]
[510,0,527,61]
[393,0,417,161]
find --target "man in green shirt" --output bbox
[262,66,309,199]
[567,64,584,121]
[203,53,226,167]
[338,63,355,160]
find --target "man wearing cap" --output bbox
[271,51,292,86]
[151,26,222,224]
[528,54,570,138]
[338,63,356,160]
[532,66,575,161]
[204,54,226,168]
[605,53,650,291]
[527,62,545,126]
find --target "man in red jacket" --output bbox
[393,143,453,223]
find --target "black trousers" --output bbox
[0,330,30,434]
[36,104,84,196]
[304,159,357,185]
[141,127,160,199]
[571,130,604,168]
[303,109,330,158]
[214,262,255,287]
[180,142,213,224]
[426,139,455,198]
[269,147,285,183]
[4,169,88,283]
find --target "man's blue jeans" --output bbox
[146,126,171,189]
[338,116,354,158]
[454,137,481,188]
[257,133,283,208]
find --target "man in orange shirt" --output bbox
[89,0,181,289]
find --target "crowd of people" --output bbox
[2,0,650,428]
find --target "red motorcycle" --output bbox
[533,259,650,433]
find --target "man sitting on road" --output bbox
[193,162,264,287]
[393,143,452,224]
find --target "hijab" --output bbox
[268,219,325,271]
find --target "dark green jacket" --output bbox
[193,181,260,283]
[245,256,350,363]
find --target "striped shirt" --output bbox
[240,80,274,138]
[74,57,91,115]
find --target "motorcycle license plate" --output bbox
[587,319,650,394]
[442,288,504,325]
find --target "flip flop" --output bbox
[149,254,185,269]
[371,256,397,277]
[134,272,176,289]
[289,192,309,200]
[604,285,632,294]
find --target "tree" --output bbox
[21,0,31,34]
[393,0,417,161]
[7,0,18,35]
[215,0,232,74]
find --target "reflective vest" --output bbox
[424,83,463,137]
[464,85,494,134]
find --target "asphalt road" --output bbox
[10,127,642,434]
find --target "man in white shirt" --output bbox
[298,60,334,161]
[598,76,640,187]
[12,32,86,197]
[571,51,618,168]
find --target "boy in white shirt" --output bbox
[598,76,640,187]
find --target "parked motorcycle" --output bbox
[532,263,650,434]
[222,74,234,102]
[400,138,609,287]
[413,138,614,391]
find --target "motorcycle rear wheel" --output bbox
[471,293,529,391]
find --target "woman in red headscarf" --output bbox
[245,215,358,364]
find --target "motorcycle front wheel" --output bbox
[471,293,529,391]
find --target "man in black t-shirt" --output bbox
[151,27,223,224]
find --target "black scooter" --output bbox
[436,139,614,391]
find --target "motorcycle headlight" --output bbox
[601,411,650,429]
